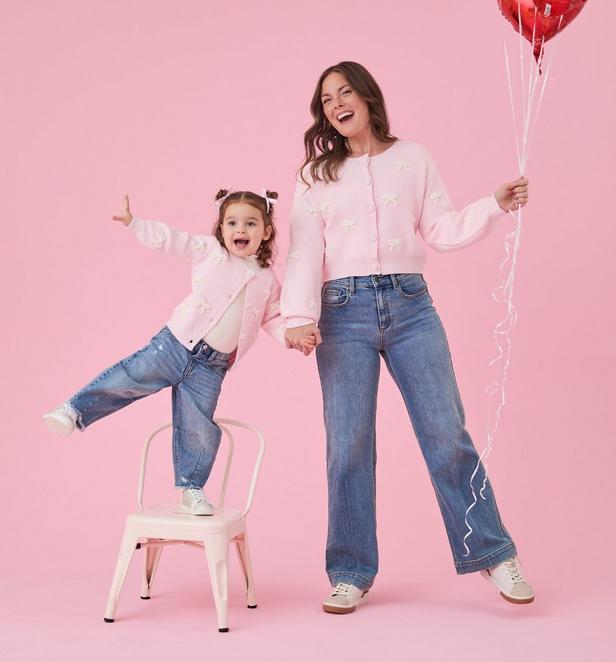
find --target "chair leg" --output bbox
[104,528,140,622]
[205,535,229,632]
[141,540,164,599]
[235,532,257,608]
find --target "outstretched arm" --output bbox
[114,194,211,259]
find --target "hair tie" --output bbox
[261,188,278,214]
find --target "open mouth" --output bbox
[233,238,249,248]
[337,110,354,124]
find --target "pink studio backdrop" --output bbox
[2,1,614,660]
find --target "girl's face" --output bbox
[320,72,371,139]
[220,202,271,258]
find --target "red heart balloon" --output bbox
[498,0,588,61]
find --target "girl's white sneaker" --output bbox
[42,403,78,436]
[322,582,369,614]
[181,488,215,516]
[481,556,535,604]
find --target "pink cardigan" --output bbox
[281,140,506,328]
[129,218,285,367]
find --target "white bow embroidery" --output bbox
[430,191,443,203]
[307,202,329,217]
[342,218,357,233]
[308,299,317,309]
[288,250,299,260]
[151,233,165,249]
[210,252,227,265]
[192,239,206,254]
[383,193,399,206]
[194,297,211,314]
[395,160,412,171]
[388,238,402,251]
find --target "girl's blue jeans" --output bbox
[69,326,230,489]
[316,274,517,589]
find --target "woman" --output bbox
[281,61,533,614]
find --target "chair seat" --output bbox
[126,505,245,538]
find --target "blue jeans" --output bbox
[69,327,230,489]
[316,274,516,589]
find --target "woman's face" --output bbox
[320,72,370,139]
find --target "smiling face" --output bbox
[220,202,271,258]
[320,71,371,140]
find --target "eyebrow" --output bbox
[321,85,351,100]
[225,216,260,222]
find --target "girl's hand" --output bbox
[112,194,133,226]
[495,177,529,212]
[285,323,322,354]
[300,332,318,356]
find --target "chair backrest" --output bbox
[136,418,266,518]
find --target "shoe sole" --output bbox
[481,569,534,605]
[500,591,535,605]
[322,594,368,614]
[180,505,214,516]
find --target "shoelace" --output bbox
[188,488,205,503]
[503,559,524,584]
[332,582,354,596]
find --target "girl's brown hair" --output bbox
[298,61,398,187]
[212,189,278,268]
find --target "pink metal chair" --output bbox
[103,418,265,632]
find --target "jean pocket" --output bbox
[396,273,427,299]
[321,286,350,307]
[205,354,229,378]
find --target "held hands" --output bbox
[285,323,323,357]
[112,194,133,226]
[495,177,529,212]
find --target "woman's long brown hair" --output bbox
[298,61,398,187]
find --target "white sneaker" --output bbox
[42,403,78,436]
[322,582,369,614]
[481,556,535,604]
[181,488,215,516]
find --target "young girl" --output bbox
[43,189,316,515]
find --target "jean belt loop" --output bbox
[390,273,399,289]
[349,276,355,295]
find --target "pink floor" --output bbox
[2,543,612,662]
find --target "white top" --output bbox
[203,255,261,353]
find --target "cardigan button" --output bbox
[369,204,376,213]
[364,177,372,185]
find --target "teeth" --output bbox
[337,111,353,121]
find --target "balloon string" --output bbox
[518,0,527,162]
[503,41,522,173]
[461,16,557,556]
[526,16,563,166]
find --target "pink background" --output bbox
[2,1,614,660]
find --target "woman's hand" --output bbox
[112,194,133,226]
[495,177,529,212]
[285,323,322,356]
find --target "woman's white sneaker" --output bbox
[42,403,78,436]
[322,582,369,614]
[481,556,535,604]
[181,488,215,516]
